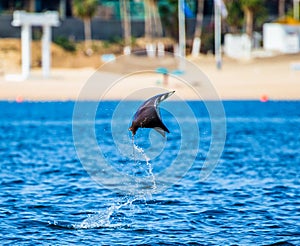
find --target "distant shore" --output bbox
[0,54,300,101]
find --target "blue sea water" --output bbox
[0,100,299,245]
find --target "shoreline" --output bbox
[0,54,299,102]
[1,99,299,103]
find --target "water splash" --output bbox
[75,195,148,229]
[49,196,143,230]
[69,141,157,230]
[132,142,157,192]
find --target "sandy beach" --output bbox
[0,54,299,101]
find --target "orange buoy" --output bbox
[16,96,23,103]
[260,94,268,102]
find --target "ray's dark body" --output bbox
[129,91,175,136]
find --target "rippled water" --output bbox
[1,101,299,245]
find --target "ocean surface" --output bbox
[0,100,299,246]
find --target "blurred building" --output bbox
[0,0,296,41]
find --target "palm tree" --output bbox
[144,0,163,41]
[240,0,264,37]
[28,0,35,11]
[120,0,131,49]
[192,0,204,56]
[278,0,286,17]
[72,0,98,48]
[194,0,204,38]
[144,0,153,41]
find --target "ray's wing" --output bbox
[154,127,166,137]
[133,91,174,120]
[152,91,175,136]
[153,91,175,120]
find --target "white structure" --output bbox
[123,46,131,55]
[6,11,59,81]
[191,37,201,57]
[146,43,156,57]
[224,34,252,59]
[263,23,300,54]
[157,42,165,57]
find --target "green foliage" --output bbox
[101,35,136,50]
[225,0,267,33]
[254,4,268,30]
[32,27,43,40]
[157,0,197,40]
[72,0,98,19]
[54,36,76,52]
[240,0,263,11]
[225,0,244,33]
[200,28,215,54]
[158,0,178,39]
[109,36,124,45]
